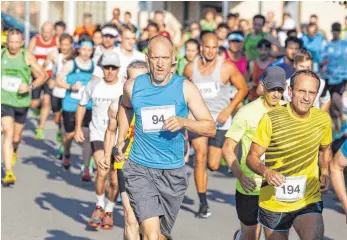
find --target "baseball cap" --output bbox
[159,31,171,39]
[263,66,286,90]
[227,32,244,42]
[100,51,121,67]
[101,27,119,37]
[331,22,341,32]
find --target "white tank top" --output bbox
[52,53,67,98]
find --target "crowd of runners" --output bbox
[2,7,347,240]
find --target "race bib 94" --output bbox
[141,105,176,133]
[275,176,307,202]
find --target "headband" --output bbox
[80,41,94,47]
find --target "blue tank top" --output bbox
[129,73,189,169]
[62,59,94,112]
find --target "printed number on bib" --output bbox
[141,105,176,132]
[2,76,22,93]
[195,82,218,98]
[70,86,85,100]
[275,176,307,202]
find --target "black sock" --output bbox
[13,142,19,153]
[64,153,70,159]
[198,192,207,206]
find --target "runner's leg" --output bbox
[207,146,223,171]
[38,93,51,130]
[293,213,324,240]
[142,217,166,240]
[1,117,15,171]
[122,191,140,240]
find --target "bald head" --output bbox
[201,33,218,61]
[148,35,173,54]
[41,21,54,42]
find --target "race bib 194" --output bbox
[141,105,176,132]
[2,76,22,93]
[275,176,307,202]
[70,86,85,100]
[195,82,219,98]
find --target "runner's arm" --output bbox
[223,139,242,175]
[319,144,333,177]
[104,99,120,161]
[183,62,193,80]
[27,37,36,53]
[246,143,268,177]
[330,148,347,215]
[182,80,216,137]
[224,62,248,115]
[56,61,73,89]
[27,52,48,89]
[43,50,58,69]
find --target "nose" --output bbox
[157,57,164,67]
[303,92,309,101]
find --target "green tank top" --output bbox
[245,32,267,61]
[1,48,31,108]
[201,20,216,32]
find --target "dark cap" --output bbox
[332,22,341,32]
[263,66,286,90]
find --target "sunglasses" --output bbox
[103,34,116,38]
[103,65,119,70]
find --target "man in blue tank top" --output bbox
[113,35,216,239]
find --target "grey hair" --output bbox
[126,60,149,77]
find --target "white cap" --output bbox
[101,27,119,37]
[100,51,121,67]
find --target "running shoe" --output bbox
[88,157,96,175]
[101,212,114,230]
[227,167,233,174]
[35,128,45,140]
[82,168,91,182]
[3,170,16,186]
[233,229,241,240]
[56,130,62,143]
[62,157,71,170]
[88,206,104,228]
[33,108,40,118]
[116,194,122,204]
[197,204,211,218]
[56,145,64,160]
[12,152,17,166]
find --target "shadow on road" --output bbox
[207,189,236,206]
[36,192,125,229]
[45,230,93,240]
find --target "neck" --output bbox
[201,56,217,67]
[151,72,172,86]
[285,57,293,66]
[290,102,310,118]
[104,78,118,85]
[120,45,134,56]
[103,45,114,51]
[77,56,90,64]
[6,49,22,57]
[229,50,241,60]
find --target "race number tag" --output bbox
[37,58,45,66]
[2,76,22,92]
[195,82,219,98]
[275,176,307,202]
[141,105,176,133]
[52,87,66,98]
[70,86,85,100]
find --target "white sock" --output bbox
[96,194,105,209]
[104,199,115,213]
[235,230,242,240]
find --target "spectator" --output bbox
[73,13,96,42]
[250,39,273,101]
[178,22,201,55]
[269,36,303,79]
[92,26,103,47]
[216,23,229,53]
[301,23,325,72]
[200,8,217,31]
[54,21,66,39]
[223,31,247,77]
[227,13,238,32]
[176,39,200,76]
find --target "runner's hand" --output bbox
[264,169,285,187]
[216,108,231,124]
[74,128,85,142]
[114,141,125,162]
[239,175,257,193]
[98,156,110,171]
[18,83,30,94]
[48,79,55,89]
[319,174,330,193]
[71,82,82,91]
[164,116,185,132]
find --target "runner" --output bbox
[43,33,74,158]
[330,140,347,222]
[92,24,119,78]
[28,21,59,140]
[114,35,216,239]
[74,51,123,229]
[107,60,149,239]
[55,34,94,181]
[223,31,247,77]
[176,39,200,76]
[184,32,248,217]
[1,28,47,185]
[283,49,331,112]
[246,70,332,239]
[222,66,287,240]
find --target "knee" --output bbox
[3,129,14,141]
[207,161,219,171]
[194,150,207,167]
[97,169,108,181]
[42,99,50,108]
[144,231,161,240]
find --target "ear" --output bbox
[145,53,149,64]
[288,86,293,98]
[172,53,176,65]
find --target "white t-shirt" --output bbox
[283,78,331,109]
[80,78,123,141]
[114,47,145,82]
[92,46,118,79]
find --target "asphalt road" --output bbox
[2,113,347,240]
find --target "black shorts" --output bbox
[1,104,29,124]
[258,201,324,231]
[51,95,63,113]
[31,82,51,99]
[325,81,346,96]
[236,190,259,226]
[117,168,126,193]
[189,129,227,149]
[62,110,92,133]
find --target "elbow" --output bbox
[246,157,253,171]
[207,123,217,137]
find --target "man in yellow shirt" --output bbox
[247,70,332,239]
[222,66,287,240]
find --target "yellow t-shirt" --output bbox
[253,103,332,212]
